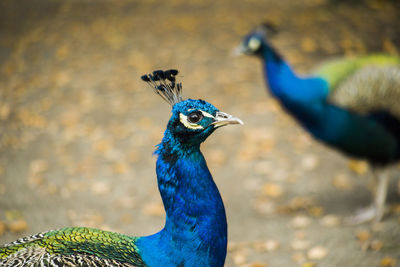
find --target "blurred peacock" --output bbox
[0,69,243,266]
[237,24,400,223]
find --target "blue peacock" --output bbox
[237,24,400,223]
[0,69,243,266]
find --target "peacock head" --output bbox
[235,22,278,56]
[141,69,243,146]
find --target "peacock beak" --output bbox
[232,44,247,56]
[211,111,243,128]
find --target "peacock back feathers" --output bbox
[313,54,400,90]
[312,54,400,133]
[329,65,400,118]
[0,227,145,267]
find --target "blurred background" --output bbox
[1,0,400,266]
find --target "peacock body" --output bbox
[0,69,242,266]
[238,25,400,222]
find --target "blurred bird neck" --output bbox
[138,134,227,267]
[260,43,329,104]
[261,45,300,97]
[259,43,334,135]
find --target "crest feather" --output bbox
[141,69,183,105]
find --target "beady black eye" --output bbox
[187,111,203,123]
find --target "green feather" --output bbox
[0,227,145,266]
[313,54,400,90]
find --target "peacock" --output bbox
[0,69,243,266]
[236,24,400,223]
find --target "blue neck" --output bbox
[137,130,227,267]
[260,44,331,128]
[261,45,329,103]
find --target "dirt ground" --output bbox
[1,0,400,266]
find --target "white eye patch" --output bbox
[180,113,204,129]
[248,37,261,51]
[179,110,215,130]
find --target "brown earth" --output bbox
[1,1,400,266]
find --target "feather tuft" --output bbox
[141,69,183,105]
[257,22,278,36]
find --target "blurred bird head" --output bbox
[141,69,243,146]
[234,22,278,56]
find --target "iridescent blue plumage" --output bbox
[137,98,231,267]
[238,25,400,222]
[0,69,242,266]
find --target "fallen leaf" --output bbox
[261,183,284,198]
[307,206,324,217]
[27,174,44,187]
[227,241,241,252]
[356,229,371,242]
[17,109,47,128]
[60,109,81,128]
[91,181,111,195]
[5,210,24,221]
[143,201,165,217]
[0,220,6,236]
[295,230,307,239]
[291,239,311,250]
[380,257,396,267]
[252,198,276,215]
[29,159,49,176]
[56,44,70,60]
[319,214,340,227]
[292,252,306,264]
[278,196,315,214]
[0,103,11,120]
[207,148,227,166]
[252,240,280,252]
[8,219,28,233]
[120,213,134,225]
[93,139,113,153]
[247,262,268,267]
[138,116,153,129]
[46,184,58,195]
[301,154,318,171]
[231,248,249,265]
[307,246,328,260]
[127,150,140,163]
[113,161,129,175]
[300,37,317,52]
[370,240,383,251]
[382,38,398,54]
[332,173,352,190]
[348,160,368,175]
[371,223,384,232]
[291,215,311,228]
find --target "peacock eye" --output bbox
[187,111,203,124]
[248,37,261,51]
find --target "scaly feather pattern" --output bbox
[0,227,145,267]
[0,69,242,266]
[313,54,400,90]
[0,228,142,267]
[238,24,400,222]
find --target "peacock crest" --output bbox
[141,69,183,105]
